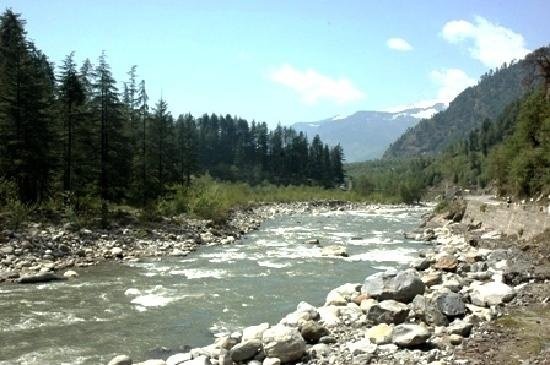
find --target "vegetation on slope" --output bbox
[384,46,549,158]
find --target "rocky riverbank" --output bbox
[106,200,550,365]
[0,201,361,284]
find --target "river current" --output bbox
[0,206,430,364]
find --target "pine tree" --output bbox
[0,10,56,203]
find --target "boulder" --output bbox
[108,355,132,365]
[448,320,473,337]
[262,325,306,363]
[263,358,281,365]
[366,300,409,324]
[63,270,79,278]
[16,271,66,284]
[318,306,340,327]
[434,255,458,271]
[325,290,347,306]
[242,322,270,342]
[470,282,515,307]
[305,239,319,245]
[309,343,331,357]
[365,323,393,344]
[181,356,210,365]
[300,321,329,344]
[411,295,448,326]
[421,272,442,286]
[166,353,192,365]
[346,338,377,356]
[112,246,124,258]
[362,270,425,303]
[435,293,465,317]
[321,245,348,257]
[391,324,431,347]
[141,360,166,365]
[230,340,262,362]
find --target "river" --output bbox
[0,205,429,365]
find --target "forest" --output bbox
[0,10,346,225]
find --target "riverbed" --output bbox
[0,206,429,365]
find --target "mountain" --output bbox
[292,104,445,162]
[384,47,549,158]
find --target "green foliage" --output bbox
[347,158,435,203]
[155,175,361,222]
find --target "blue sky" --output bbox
[3,0,549,125]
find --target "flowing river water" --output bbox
[0,206,430,365]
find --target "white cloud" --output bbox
[387,37,413,51]
[387,68,476,113]
[269,64,365,105]
[441,16,530,68]
[430,68,476,104]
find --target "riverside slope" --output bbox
[108,199,550,365]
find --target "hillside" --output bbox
[348,89,549,202]
[293,104,445,162]
[384,47,549,158]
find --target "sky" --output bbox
[2,0,549,126]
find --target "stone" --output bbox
[435,293,465,317]
[366,300,409,324]
[230,340,262,362]
[108,355,132,365]
[325,290,347,306]
[449,334,463,345]
[262,325,306,363]
[1,245,15,255]
[142,360,166,365]
[305,239,319,245]
[346,338,378,355]
[392,324,431,347]
[16,271,65,284]
[318,305,340,327]
[242,322,270,342]
[365,323,393,344]
[181,355,211,365]
[470,282,515,307]
[263,358,281,365]
[166,353,192,365]
[434,255,458,271]
[411,295,448,326]
[300,321,329,344]
[352,293,370,305]
[362,270,425,303]
[411,258,430,271]
[63,270,79,278]
[309,343,331,357]
[112,247,124,258]
[321,245,348,257]
[448,320,473,337]
[422,272,442,286]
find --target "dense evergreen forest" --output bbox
[384,46,550,158]
[0,10,345,223]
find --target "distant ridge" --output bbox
[292,104,445,162]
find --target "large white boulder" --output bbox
[242,322,270,342]
[391,324,431,347]
[362,270,425,303]
[470,282,515,307]
[262,325,306,363]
